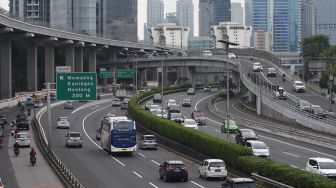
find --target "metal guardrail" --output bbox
[33,104,85,188]
[251,173,294,188]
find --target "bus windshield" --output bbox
[113,121,134,131]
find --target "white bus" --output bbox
[100,116,137,155]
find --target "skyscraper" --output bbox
[301,0,315,40]
[177,0,194,37]
[146,0,164,41]
[50,0,97,36]
[10,0,50,24]
[199,0,231,36]
[231,2,243,25]
[315,0,336,45]
[166,12,178,24]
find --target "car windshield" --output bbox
[241,130,256,137]
[17,134,28,138]
[210,162,225,167]
[319,161,336,169]
[113,121,133,130]
[296,82,304,86]
[184,119,196,125]
[154,94,161,98]
[300,101,310,106]
[69,133,81,137]
[252,142,267,149]
[268,68,275,71]
[150,105,160,110]
[144,136,156,140]
[194,112,204,117]
[59,117,68,121]
[169,164,184,168]
[254,63,260,66]
[188,89,194,92]
[183,99,190,103]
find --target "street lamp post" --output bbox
[217,40,239,142]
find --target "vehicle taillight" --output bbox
[166,167,173,172]
[181,167,187,172]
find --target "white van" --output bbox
[202,50,212,56]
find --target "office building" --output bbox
[188,36,213,49]
[210,22,252,49]
[177,0,194,37]
[165,12,178,24]
[10,0,49,24]
[199,0,231,36]
[315,0,336,45]
[146,0,164,41]
[253,30,271,51]
[244,0,253,27]
[301,0,315,40]
[231,2,243,25]
[149,23,189,49]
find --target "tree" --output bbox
[302,35,330,58]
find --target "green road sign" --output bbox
[99,70,112,78]
[56,72,97,100]
[116,69,135,78]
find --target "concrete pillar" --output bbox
[75,47,83,72]
[88,50,96,72]
[113,67,116,85]
[27,42,38,91]
[66,46,75,71]
[0,40,12,99]
[45,46,55,84]
[247,90,255,102]
[163,66,168,86]
[256,95,261,115]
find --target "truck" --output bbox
[115,89,127,99]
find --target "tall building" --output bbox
[50,0,97,36]
[146,0,164,41]
[231,2,243,25]
[10,0,50,24]
[149,23,189,49]
[188,36,212,49]
[99,0,137,42]
[273,0,301,52]
[177,0,194,37]
[315,0,336,45]
[210,22,252,49]
[199,0,231,36]
[244,0,253,26]
[301,0,315,40]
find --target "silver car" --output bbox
[65,132,82,148]
[139,135,158,150]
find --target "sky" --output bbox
[0,0,243,40]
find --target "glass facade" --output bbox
[177,0,194,37]
[253,0,268,30]
[315,0,336,45]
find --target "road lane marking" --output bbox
[194,94,217,111]
[283,152,300,158]
[149,182,159,188]
[195,93,336,160]
[81,105,126,167]
[138,153,146,158]
[72,99,111,113]
[132,171,143,178]
[151,160,160,165]
[190,181,205,188]
[259,135,336,159]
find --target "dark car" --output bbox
[159,160,188,182]
[235,129,258,145]
[191,111,206,126]
[222,178,256,188]
[16,118,29,130]
[145,101,154,111]
[169,113,184,124]
[266,68,277,77]
[64,101,74,109]
[187,88,195,95]
[0,115,7,125]
[167,105,180,114]
[181,99,191,107]
[153,93,162,103]
[310,105,327,118]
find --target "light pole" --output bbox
[217,40,239,142]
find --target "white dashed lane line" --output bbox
[132,171,143,178]
[138,153,146,158]
[190,181,205,188]
[283,152,300,158]
[151,160,160,165]
[149,182,159,188]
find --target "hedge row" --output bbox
[128,88,336,188]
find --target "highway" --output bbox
[39,99,225,188]
[240,57,336,113]
[163,91,336,169]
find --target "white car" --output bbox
[34,100,43,108]
[292,81,305,92]
[57,117,70,129]
[199,159,227,180]
[228,52,237,59]
[182,119,198,130]
[149,104,161,112]
[252,62,263,72]
[245,140,270,158]
[274,87,287,100]
[65,132,82,148]
[167,99,177,109]
[305,158,336,180]
[15,132,30,147]
[152,109,168,119]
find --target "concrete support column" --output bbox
[113,67,117,85]
[163,66,168,86]
[256,95,261,115]
[154,67,159,82]
[88,50,97,72]
[27,42,38,91]
[66,46,75,71]
[247,90,255,102]
[75,47,83,72]
[0,40,12,99]
[45,46,55,84]
[188,66,195,87]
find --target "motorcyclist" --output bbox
[282,73,286,81]
[29,147,36,158]
[13,142,20,156]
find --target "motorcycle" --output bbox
[282,74,286,82]
[30,156,36,166]
[14,147,19,156]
